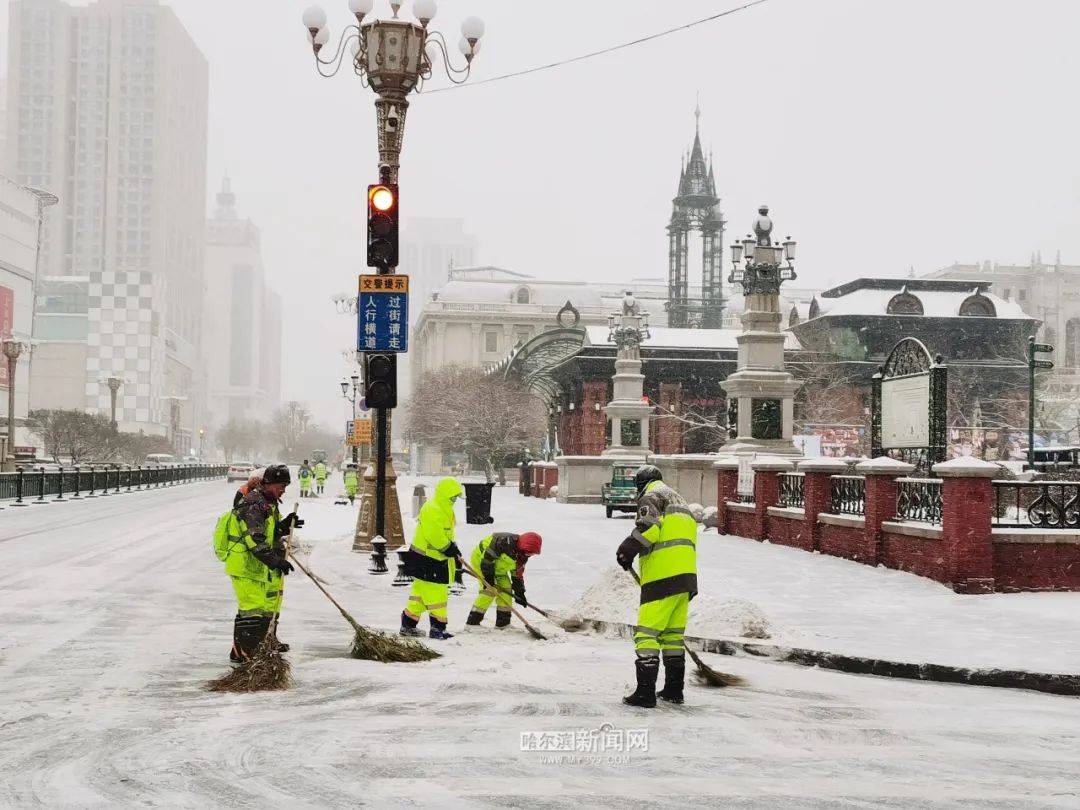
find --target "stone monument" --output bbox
[719,205,801,456]
[603,291,654,460]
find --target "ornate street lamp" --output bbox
[729,204,797,293]
[104,376,124,427]
[302,0,485,182]
[2,338,31,471]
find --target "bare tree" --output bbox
[272,402,312,459]
[404,366,546,483]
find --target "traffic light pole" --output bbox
[1029,340,1036,471]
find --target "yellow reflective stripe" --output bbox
[427,601,447,610]
[634,626,661,637]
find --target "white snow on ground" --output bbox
[1,477,1079,808]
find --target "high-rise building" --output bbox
[5,0,208,447]
[204,178,281,428]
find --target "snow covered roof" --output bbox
[584,325,801,351]
[810,278,1029,320]
[432,278,605,308]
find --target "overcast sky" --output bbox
[4,0,1080,428]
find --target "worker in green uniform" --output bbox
[616,465,697,707]
[216,464,303,662]
[298,460,312,498]
[343,463,359,504]
[400,476,463,640]
[314,460,328,495]
[465,532,543,627]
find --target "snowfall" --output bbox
[1,474,1079,809]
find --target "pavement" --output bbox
[0,475,1078,808]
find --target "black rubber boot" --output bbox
[400,611,422,637]
[495,610,511,628]
[658,654,686,704]
[465,610,484,626]
[231,614,271,662]
[622,655,659,708]
[429,617,454,640]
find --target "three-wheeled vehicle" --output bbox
[601,463,639,518]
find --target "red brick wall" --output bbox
[717,468,738,534]
[942,477,995,593]
[728,509,758,540]
[993,542,1080,592]
[579,381,608,456]
[819,522,865,560]
[656,382,684,455]
[767,513,814,551]
[882,531,949,582]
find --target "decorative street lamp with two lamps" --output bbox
[2,338,33,471]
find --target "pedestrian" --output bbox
[215,464,304,662]
[314,459,328,495]
[615,465,697,707]
[298,461,312,498]
[465,532,542,628]
[400,476,464,640]
[344,463,359,505]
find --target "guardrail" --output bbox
[777,472,805,508]
[895,477,943,525]
[0,464,227,505]
[993,480,1080,529]
[829,475,866,517]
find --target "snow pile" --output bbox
[569,565,773,639]
[688,503,705,522]
[702,506,719,529]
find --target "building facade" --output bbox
[5,0,209,448]
[204,178,282,429]
[0,175,47,456]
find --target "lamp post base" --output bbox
[353,459,405,553]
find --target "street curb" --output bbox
[580,619,1080,698]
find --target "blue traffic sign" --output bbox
[357,274,408,353]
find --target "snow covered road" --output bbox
[1,478,1079,808]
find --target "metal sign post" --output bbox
[1028,337,1054,470]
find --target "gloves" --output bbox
[512,577,527,607]
[481,564,497,585]
[616,535,642,571]
[443,542,462,561]
[280,513,305,532]
[275,559,294,576]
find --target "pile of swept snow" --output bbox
[569,566,773,640]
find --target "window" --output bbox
[1002,287,1010,300]
[886,290,923,315]
[1019,289,1027,302]
[515,327,531,346]
[484,331,499,353]
[958,293,996,317]
[515,287,530,304]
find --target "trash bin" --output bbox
[463,481,495,524]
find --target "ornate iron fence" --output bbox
[777,472,805,509]
[895,477,943,525]
[993,481,1080,529]
[0,464,227,505]
[829,475,866,516]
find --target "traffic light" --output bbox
[367,183,399,270]
[364,353,397,409]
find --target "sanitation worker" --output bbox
[343,463,360,504]
[298,461,312,498]
[400,476,464,640]
[314,459,328,495]
[465,532,543,628]
[615,465,697,707]
[216,464,303,661]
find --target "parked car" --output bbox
[601,463,639,519]
[226,461,255,483]
[145,453,176,466]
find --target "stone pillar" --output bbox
[854,457,915,565]
[796,457,848,551]
[751,457,793,541]
[933,457,999,594]
[470,323,482,366]
[657,381,684,455]
[581,380,608,456]
[435,322,447,365]
[714,456,739,535]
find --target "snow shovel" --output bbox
[459,561,547,640]
[627,568,745,688]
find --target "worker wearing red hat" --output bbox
[465,532,543,628]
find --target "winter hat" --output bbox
[518,532,542,556]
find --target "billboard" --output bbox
[881,374,930,449]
